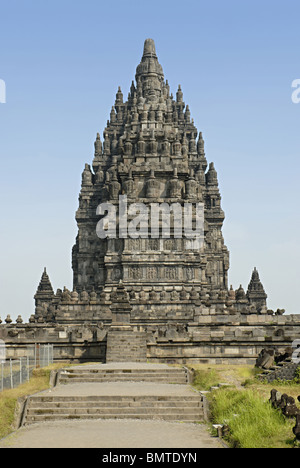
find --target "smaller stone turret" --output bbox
[34,268,55,318]
[206,162,218,187]
[247,267,268,310]
[94,132,102,156]
[110,281,132,326]
[34,268,54,305]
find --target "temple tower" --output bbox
[72,38,230,313]
[247,267,267,310]
[34,268,55,320]
[25,39,291,365]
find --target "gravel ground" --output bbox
[0,419,223,448]
[37,381,198,397]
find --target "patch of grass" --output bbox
[0,397,17,440]
[246,377,300,403]
[187,364,300,448]
[238,366,261,383]
[0,363,67,440]
[190,367,221,391]
[209,387,295,448]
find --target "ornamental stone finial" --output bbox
[94,132,102,155]
[176,84,183,103]
[143,38,157,57]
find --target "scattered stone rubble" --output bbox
[256,347,300,383]
[269,389,300,443]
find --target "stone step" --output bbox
[106,345,147,349]
[24,393,203,424]
[59,378,187,385]
[29,395,201,403]
[106,356,147,362]
[28,400,200,409]
[60,371,187,376]
[57,367,188,385]
[25,413,202,424]
[105,359,147,363]
[107,340,146,342]
[107,345,147,348]
[64,368,185,374]
[27,406,200,416]
[59,371,187,378]
[106,330,147,363]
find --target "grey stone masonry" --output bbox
[106,328,147,363]
[71,37,230,308]
[1,312,300,364]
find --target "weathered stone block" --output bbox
[210,331,225,338]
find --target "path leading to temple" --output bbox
[0,419,223,448]
[0,363,223,449]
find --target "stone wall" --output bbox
[0,322,107,363]
[1,313,299,364]
[145,314,300,364]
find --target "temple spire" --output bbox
[206,162,219,186]
[247,267,267,310]
[72,38,229,298]
[94,132,102,156]
[176,84,183,103]
[34,268,55,306]
[143,38,157,57]
[135,38,164,93]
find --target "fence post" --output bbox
[36,344,40,368]
[27,355,30,381]
[10,359,13,389]
[0,346,55,393]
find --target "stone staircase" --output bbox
[106,329,147,363]
[21,364,204,425]
[57,365,188,385]
[24,394,203,424]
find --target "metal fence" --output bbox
[0,344,54,392]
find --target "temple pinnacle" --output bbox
[143,38,157,57]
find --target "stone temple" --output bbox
[1,39,299,363]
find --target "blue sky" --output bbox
[0,0,299,320]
